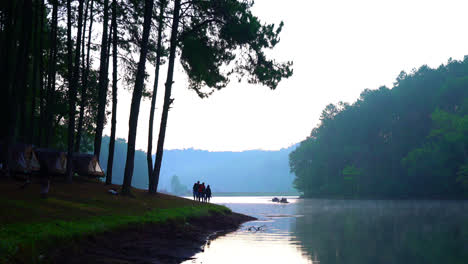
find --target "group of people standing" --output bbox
[192,181,212,202]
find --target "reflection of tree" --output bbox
[291,200,468,264]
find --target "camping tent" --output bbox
[72,153,104,177]
[0,142,41,174]
[34,150,104,177]
[35,148,67,175]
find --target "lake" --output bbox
[183,197,468,264]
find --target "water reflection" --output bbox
[292,199,468,264]
[182,197,468,264]
[182,196,311,264]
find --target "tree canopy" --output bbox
[290,57,468,198]
[0,0,292,192]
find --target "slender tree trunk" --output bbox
[121,0,155,195]
[75,0,94,152]
[0,1,14,142]
[8,0,33,174]
[44,0,58,147]
[1,0,19,175]
[147,0,166,193]
[74,0,89,152]
[65,0,74,181]
[18,0,33,143]
[65,0,84,182]
[152,0,181,192]
[18,0,34,143]
[106,0,118,185]
[94,0,110,159]
[38,0,45,145]
[81,0,89,70]
[36,0,45,146]
[19,79,27,142]
[28,0,42,144]
[106,21,113,72]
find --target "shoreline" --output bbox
[0,178,255,263]
[49,211,255,264]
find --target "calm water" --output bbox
[182,197,468,264]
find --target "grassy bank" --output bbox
[0,177,231,263]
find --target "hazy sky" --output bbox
[104,0,468,152]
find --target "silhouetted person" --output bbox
[198,182,205,202]
[206,185,212,202]
[193,181,199,200]
[38,159,50,198]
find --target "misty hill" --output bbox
[100,137,298,194]
[159,147,298,193]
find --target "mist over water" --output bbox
[292,199,468,264]
[184,197,468,264]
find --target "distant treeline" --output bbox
[99,137,148,189]
[290,57,468,198]
[99,136,298,193]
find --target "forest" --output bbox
[0,0,292,194]
[290,58,468,198]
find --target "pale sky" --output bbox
[103,0,468,152]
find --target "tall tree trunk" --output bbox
[105,20,113,72]
[106,0,118,185]
[65,0,73,180]
[151,0,181,192]
[74,0,89,151]
[8,0,33,174]
[65,0,84,182]
[3,0,18,175]
[81,0,90,70]
[19,76,27,143]
[121,0,155,195]
[38,0,45,145]
[18,0,34,143]
[36,0,45,146]
[94,0,110,159]
[28,0,43,144]
[75,0,95,152]
[147,0,166,193]
[17,0,33,143]
[0,0,15,142]
[3,2,17,176]
[44,0,58,147]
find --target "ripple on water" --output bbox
[183,198,468,264]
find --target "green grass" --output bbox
[1,205,228,263]
[0,178,230,263]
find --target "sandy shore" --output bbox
[49,211,255,264]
